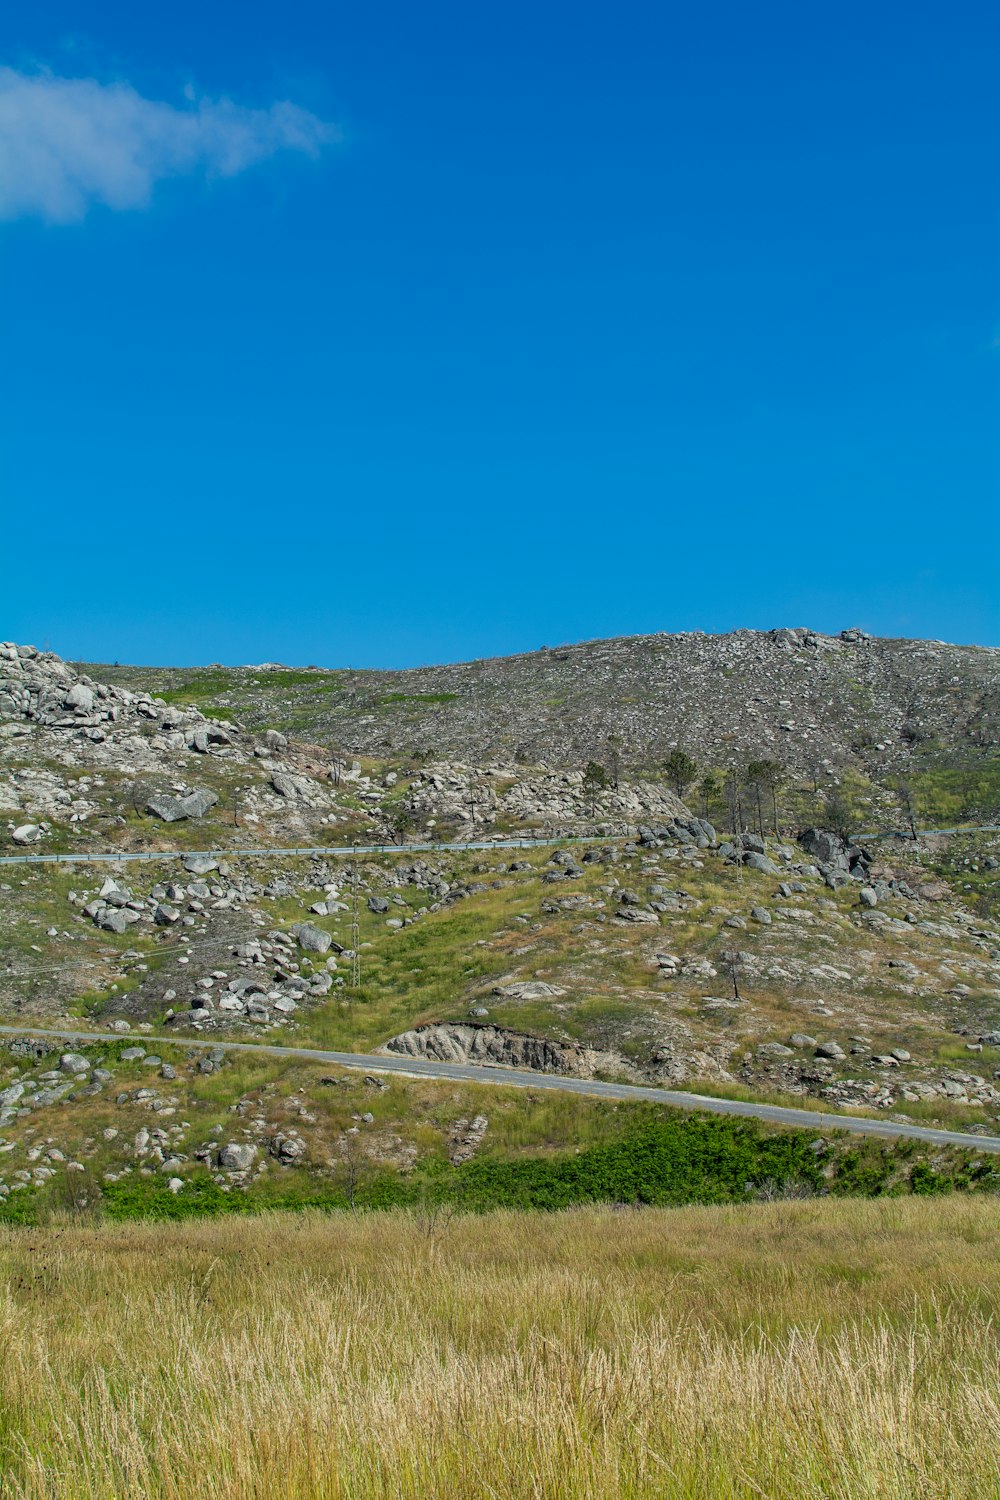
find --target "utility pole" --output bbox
[350,844,361,988]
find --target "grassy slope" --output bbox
[209,844,1000,1111]
[1,1197,999,1498]
[4,838,1000,1128]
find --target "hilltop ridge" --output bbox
[87,626,1000,793]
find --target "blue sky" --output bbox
[2,0,998,666]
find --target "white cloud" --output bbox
[0,66,338,223]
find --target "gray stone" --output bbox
[271,773,303,798]
[146,794,187,822]
[744,852,780,875]
[269,1132,306,1162]
[291,922,332,954]
[219,1142,257,1172]
[63,683,95,713]
[750,906,772,924]
[179,789,218,819]
[815,1040,846,1061]
[492,981,565,1000]
[800,829,848,868]
[859,887,878,908]
[183,855,219,876]
[59,1053,90,1075]
[367,896,390,914]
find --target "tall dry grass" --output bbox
[1,1197,999,1498]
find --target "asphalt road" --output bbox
[2,1024,999,1154]
[1,823,997,867]
[0,836,593,866]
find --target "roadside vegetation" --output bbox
[0,1034,993,1230]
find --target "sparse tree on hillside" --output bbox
[824,792,856,845]
[384,805,417,846]
[335,1131,371,1208]
[721,946,745,1002]
[606,734,623,791]
[762,760,787,837]
[582,761,609,817]
[664,748,698,799]
[892,778,920,840]
[746,759,786,837]
[698,770,724,823]
[465,775,492,827]
[724,767,744,835]
[744,761,767,837]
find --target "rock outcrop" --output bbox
[382,1022,623,1078]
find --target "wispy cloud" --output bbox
[0,66,338,223]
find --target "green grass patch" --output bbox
[20,1110,997,1225]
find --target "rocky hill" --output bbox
[88,626,1000,797]
[2,635,1000,1221]
[0,642,690,854]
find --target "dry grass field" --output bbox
[2,1197,1000,1498]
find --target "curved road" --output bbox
[2,1024,998,1155]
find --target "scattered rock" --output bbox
[218,1142,257,1172]
[290,922,332,954]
